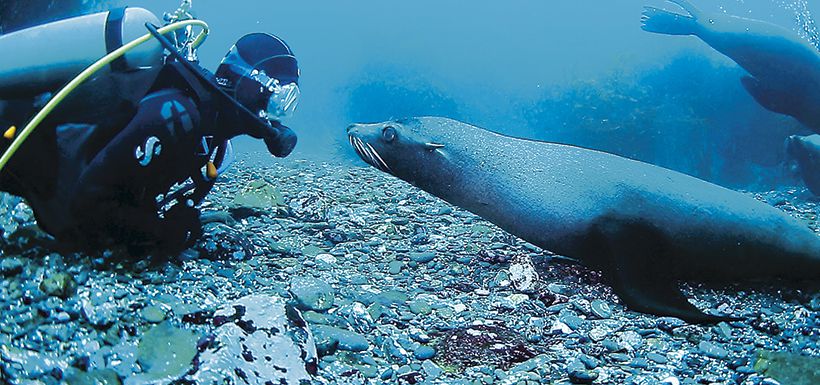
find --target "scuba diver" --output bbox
[0,4,301,254]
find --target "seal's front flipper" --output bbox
[741,76,791,115]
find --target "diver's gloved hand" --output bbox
[262,120,297,157]
[159,204,203,252]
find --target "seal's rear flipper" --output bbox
[741,75,792,115]
[610,271,737,324]
[595,218,737,324]
[641,1,699,36]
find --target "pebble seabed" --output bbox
[0,152,818,385]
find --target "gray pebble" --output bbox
[0,257,23,277]
[388,260,403,275]
[409,251,436,263]
[413,345,436,360]
[647,352,668,364]
[698,341,729,360]
[313,325,369,352]
[290,276,336,312]
[141,305,166,323]
[568,369,598,384]
[590,299,612,319]
[422,360,443,379]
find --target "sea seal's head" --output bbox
[785,134,820,195]
[346,117,460,187]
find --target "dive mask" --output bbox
[216,33,300,123]
[249,69,300,121]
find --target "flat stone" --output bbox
[414,345,436,360]
[141,305,166,323]
[647,352,668,364]
[388,260,404,275]
[422,360,443,379]
[408,300,432,315]
[313,325,369,352]
[290,276,335,312]
[409,251,436,263]
[0,257,23,277]
[590,300,612,318]
[568,369,598,384]
[698,341,729,360]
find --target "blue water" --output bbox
[27,0,820,187]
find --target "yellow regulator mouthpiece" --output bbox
[3,126,16,140]
[206,161,218,180]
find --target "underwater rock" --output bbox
[754,350,820,385]
[290,275,336,312]
[63,368,122,385]
[194,294,317,385]
[312,325,370,353]
[508,255,539,293]
[698,341,729,360]
[0,256,23,276]
[288,190,332,222]
[141,305,167,323]
[409,251,436,263]
[413,345,436,360]
[0,344,67,379]
[590,299,613,319]
[568,369,598,384]
[232,179,286,209]
[129,322,200,385]
[333,301,373,333]
[40,272,77,299]
[196,222,255,261]
[435,322,537,370]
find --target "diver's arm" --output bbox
[70,88,206,251]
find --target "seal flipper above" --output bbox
[641,0,702,36]
[741,75,792,115]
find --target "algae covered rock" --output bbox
[232,179,285,209]
[40,272,77,299]
[434,322,537,370]
[754,350,820,385]
[129,322,200,385]
[290,275,336,312]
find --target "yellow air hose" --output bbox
[0,19,210,173]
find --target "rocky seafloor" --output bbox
[0,152,818,385]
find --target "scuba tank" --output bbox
[0,7,163,100]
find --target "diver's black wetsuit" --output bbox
[0,62,296,253]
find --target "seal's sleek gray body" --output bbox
[348,117,820,323]
[642,0,820,131]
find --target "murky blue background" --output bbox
[119,0,819,188]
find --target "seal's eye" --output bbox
[382,126,397,142]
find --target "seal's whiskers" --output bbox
[366,143,391,173]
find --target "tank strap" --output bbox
[105,7,128,72]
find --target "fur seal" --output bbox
[642,0,820,131]
[347,117,820,323]
[786,134,820,195]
